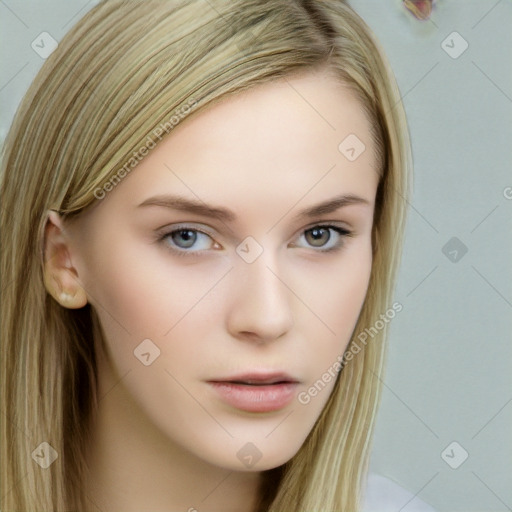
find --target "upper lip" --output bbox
[208,371,299,385]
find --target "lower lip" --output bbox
[208,382,298,413]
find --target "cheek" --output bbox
[82,234,231,372]
[299,241,372,334]
[293,240,373,382]
[84,244,231,433]
[86,235,224,326]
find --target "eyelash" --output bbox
[156,224,353,257]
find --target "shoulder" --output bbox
[361,472,437,512]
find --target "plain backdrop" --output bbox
[1,1,511,511]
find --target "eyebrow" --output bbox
[137,193,370,222]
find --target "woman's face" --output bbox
[65,69,379,471]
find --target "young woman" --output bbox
[1,1,418,510]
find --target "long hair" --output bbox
[0,1,411,510]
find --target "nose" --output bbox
[225,252,294,344]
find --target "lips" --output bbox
[207,372,300,413]
[210,372,299,386]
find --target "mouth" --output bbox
[207,372,300,413]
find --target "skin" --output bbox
[44,68,379,512]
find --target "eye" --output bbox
[158,226,218,254]
[294,225,351,252]
[156,223,352,256]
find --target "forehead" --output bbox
[95,69,379,217]
[163,69,376,170]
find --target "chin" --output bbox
[193,430,308,473]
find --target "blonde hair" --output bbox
[0,1,411,510]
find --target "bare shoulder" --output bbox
[362,472,437,512]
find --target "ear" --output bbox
[42,210,88,309]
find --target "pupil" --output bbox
[173,230,196,248]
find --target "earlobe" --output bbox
[42,210,88,309]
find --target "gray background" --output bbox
[1,1,511,511]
